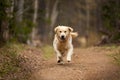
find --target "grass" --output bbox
[99,44,119,51]
[41,45,54,59]
[104,45,120,65]
[0,42,29,80]
[110,48,120,65]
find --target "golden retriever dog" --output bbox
[53,26,78,63]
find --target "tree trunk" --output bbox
[86,0,90,35]
[49,0,59,39]
[1,21,9,42]
[96,0,102,31]
[0,0,14,42]
[27,0,40,46]
[86,0,90,46]
[45,0,50,20]
[17,0,24,22]
[32,0,38,40]
[50,0,59,28]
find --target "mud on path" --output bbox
[30,47,120,80]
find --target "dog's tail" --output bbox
[71,32,78,38]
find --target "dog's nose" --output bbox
[61,35,65,39]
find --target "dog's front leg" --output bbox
[53,44,62,63]
[56,50,63,63]
[67,45,73,62]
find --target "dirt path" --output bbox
[30,47,120,80]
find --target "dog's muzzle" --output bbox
[61,35,65,40]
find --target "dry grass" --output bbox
[0,43,30,80]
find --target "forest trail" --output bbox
[30,47,120,80]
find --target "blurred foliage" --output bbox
[0,0,11,21]
[9,18,34,43]
[9,0,34,43]
[0,0,120,44]
[102,0,120,42]
[0,0,11,41]
[0,0,34,43]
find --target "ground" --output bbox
[28,46,120,80]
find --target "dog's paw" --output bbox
[57,60,64,65]
[57,60,61,63]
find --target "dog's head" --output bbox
[54,26,73,41]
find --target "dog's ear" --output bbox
[68,27,73,32]
[54,26,59,33]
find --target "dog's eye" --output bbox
[64,31,66,33]
[59,31,62,33]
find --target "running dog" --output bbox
[53,26,78,63]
